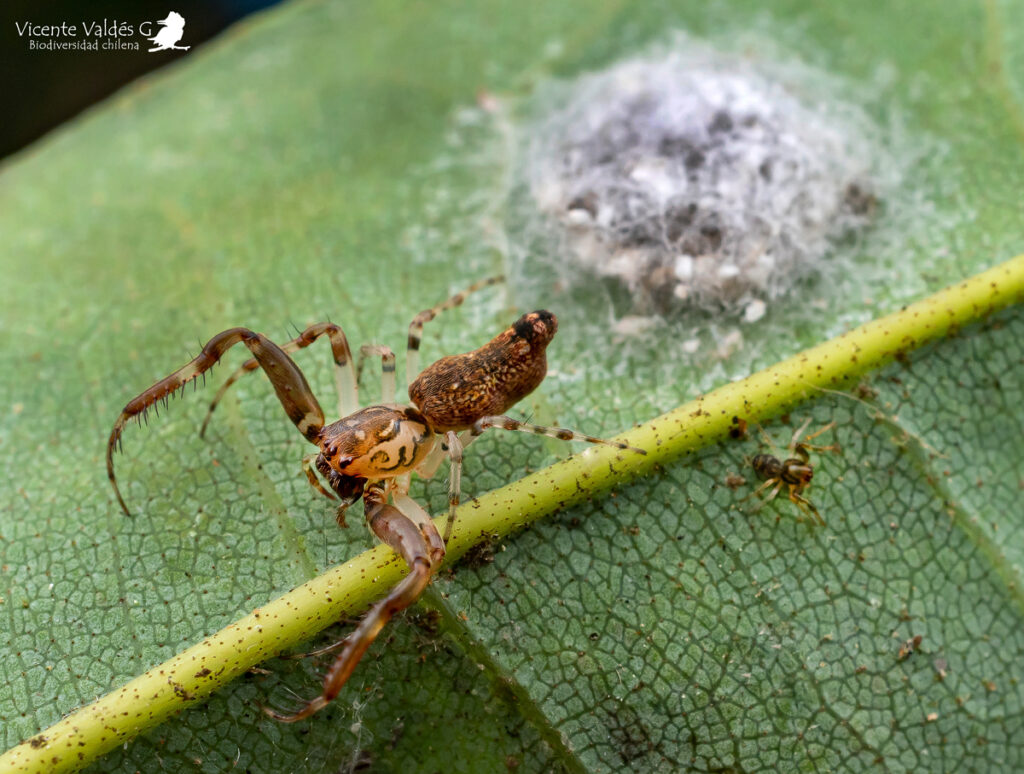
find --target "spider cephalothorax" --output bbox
[318,405,436,478]
[106,277,643,721]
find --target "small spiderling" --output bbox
[897,634,923,661]
[745,419,839,525]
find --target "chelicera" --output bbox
[106,276,643,721]
[746,418,839,525]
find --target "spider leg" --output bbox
[755,422,777,450]
[798,420,837,446]
[416,430,471,480]
[108,328,326,517]
[441,431,464,543]
[264,483,443,723]
[356,344,397,404]
[302,454,337,502]
[391,488,446,560]
[388,473,412,498]
[382,475,445,557]
[788,487,825,526]
[279,634,353,661]
[803,442,841,454]
[742,477,781,505]
[794,421,839,458]
[405,275,504,390]
[793,441,841,464]
[748,479,783,513]
[441,416,643,543]
[790,422,839,463]
[200,322,357,437]
[468,415,646,455]
[787,417,815,451]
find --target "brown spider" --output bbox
[746,419,839,526]
[106,276,644,722]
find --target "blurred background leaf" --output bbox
[1,0,1022,771]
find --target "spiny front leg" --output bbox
[200,322,358,437]
[107,328,325,517]
[264,483,443,723]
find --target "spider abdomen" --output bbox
[751,453,782,480]
[409,310,557,432]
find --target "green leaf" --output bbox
[2,1,1023,772]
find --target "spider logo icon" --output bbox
[148,11,190,52]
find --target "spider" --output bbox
[746,419,839,525]
[106,276,644,722]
